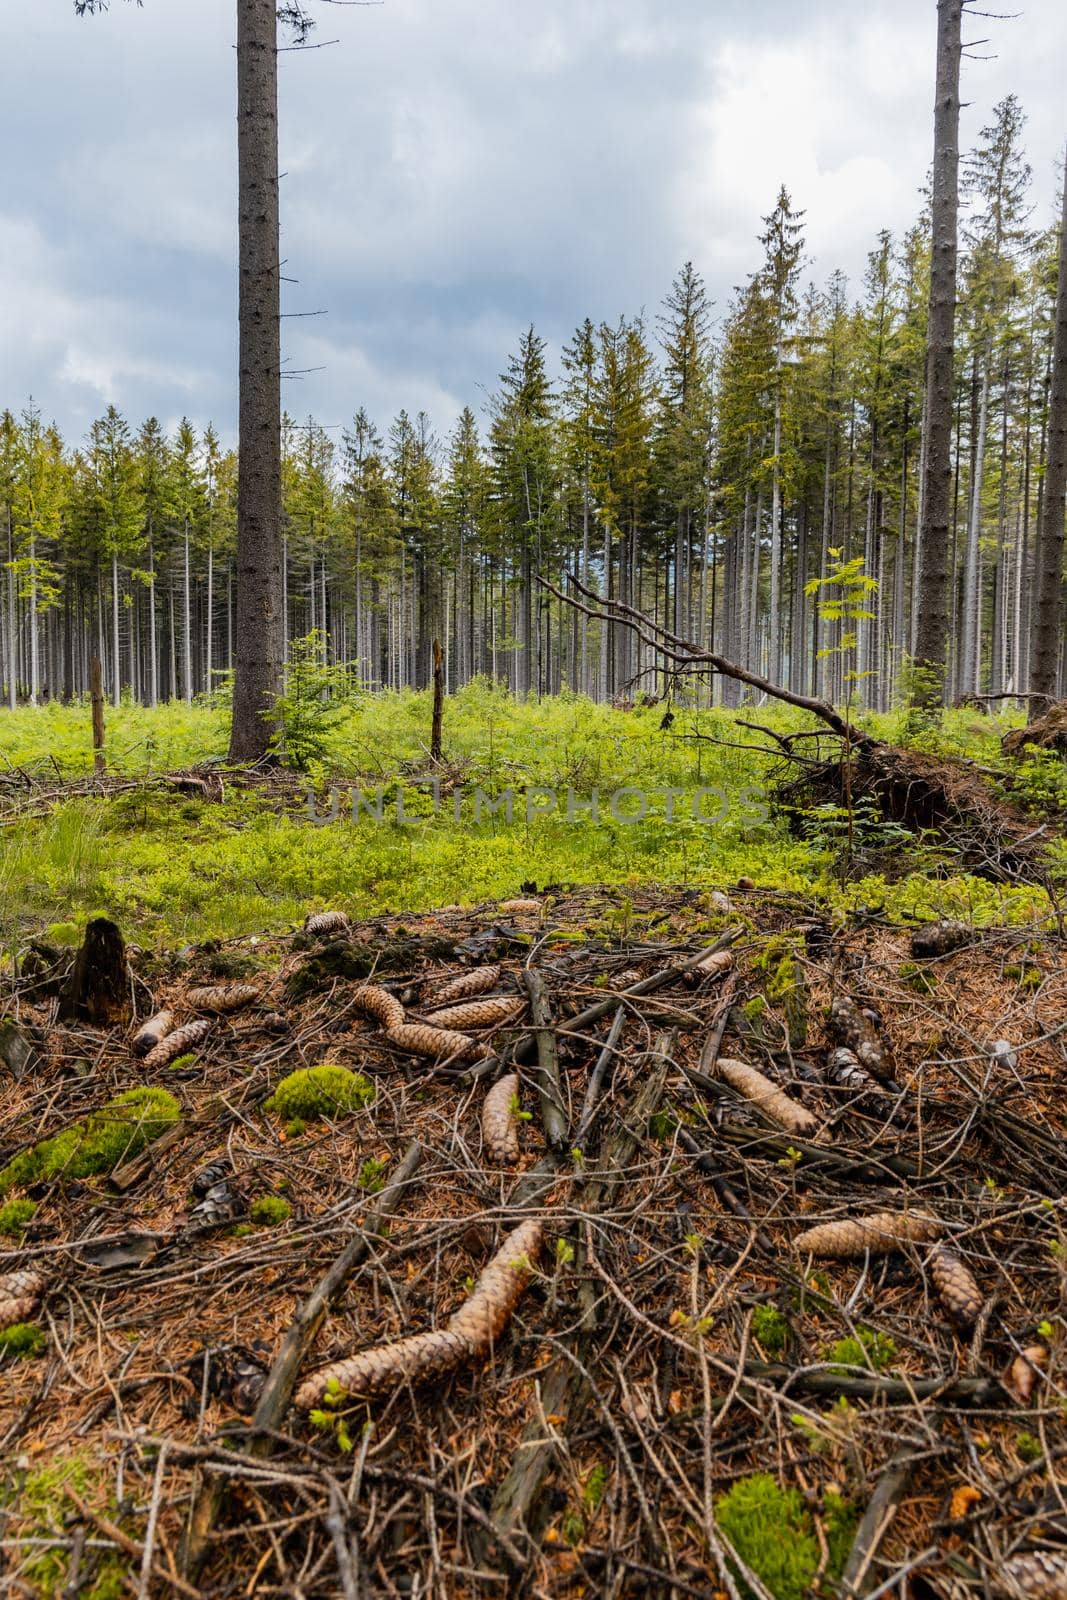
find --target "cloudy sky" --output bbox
[3,0,1065,450]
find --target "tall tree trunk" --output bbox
[961,358,990,695]
[148,528,159,706]
[1031,155,1067,706]
[111,550,121,707]
[183,516,193,702]
[912,0,962,701]
[229,0,283,759]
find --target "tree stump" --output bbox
[60,918,131,1026]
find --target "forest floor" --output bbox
[0,688,1060,953]
[1,881,1066,1598]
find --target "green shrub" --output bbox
[751,1304,789,1359]
[265,1064,374,1122]
[0,1322,46,1358]
[0,1087,181,1194]
[0,1198,36,1236]
[249,1195,292,1227]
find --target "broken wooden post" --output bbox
[430,637,444,762]
[90,655,106,775]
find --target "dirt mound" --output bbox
[1003,698,1067,758]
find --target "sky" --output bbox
[2,0,1065,453]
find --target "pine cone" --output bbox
[498,899,543,914]
[930,1246,983,1332]
[827,1046,881,1094]
[432,965,502,1006]
[483,1073,521,1164]
[715,1057,819,1136]
[0,1268,45,1326]
[352,984,406,1032]
[910,920,973,959]
[427,998,523,1031]
[187,983,261,1015]
[684,949,734,988]
[385,1022,488,1061]
[131,1010,176,1058]
[827,994,888,1080]
[143,1018,212,1070]
[295,1218,542,1406]
[1000,1552,1067,1599]
[305,911,350,937]
[610,969,644,990]
[795,1209,942,1258]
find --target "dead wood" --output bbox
[522,969,568,1148]
[59,916,130,1026]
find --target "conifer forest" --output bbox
[3,3,1067,1599]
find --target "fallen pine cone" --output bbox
[187,983,261,1015]
[828,995,890,1081]
[0,1268,46,1326]
[795,1209,942,1258]
[683,949,734,989]
[715,1057,819,1136]
[432,965,502,1006]
[385,1021,489,1062]
[930,1246,983,1333]
[131,1010,175,1058]
[483,1073,521,1164]
[498,898,543,914]
[1000,1552,1067,1599]
[304,910,350,937]
[826,1046,883,1095]
[352,983,406,1033]
[295,1217,542,1406]
[143,1017,212,1070]
[1004,1344,1048,1404]
[610,968,644,990]
[708,890,733,913]
[427,997,524,1031]
[910,920,973,959]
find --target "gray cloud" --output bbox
[3,0,1065,447]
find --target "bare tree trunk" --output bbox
[183,516,193,702]
[961,359,990,695]
[148,529,158,706]
[912,0,962,700]
[1031,153,1067,706]
[229,0,283,759]
[91,654,106,775]
[111,550,121,707]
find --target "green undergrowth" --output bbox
[0,1087,180,1194]
[265,1065,374,1122]
[249,1195,293,1226]
[0,1322,46,1358]
[0,688,1054,949]
[0,1198,36,1236]
[1,1453,125,1597]
[715,1471,857,1598]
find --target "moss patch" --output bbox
[716,1472,854,1599]
[0,1087,181,1194]
[0,1198,36,1236]
[0,1322,46,1358]
[249,1195,292,1227]
[824,1326,897,1374]
[751,1304,789,1359]
[265,1064,374,1123]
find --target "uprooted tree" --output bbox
[542,571,1055,886]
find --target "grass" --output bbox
[0,685,1051,949]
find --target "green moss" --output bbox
[0,1087,181,1194]
[751,1304,789,1359]
[825,1326,897,1374]
[0,1322,45,1358]
[715,1473,820,1600]
[754,938,807,1047]
[265,1064,374,1122]
[823,1491,859,1572]
[285,1117,307,1138]
[0,1198,36,1237]
[899,961,935,995]
[5,1453,126,1597]
[249,1195,292,1227]
[1016,1431,1044,1462]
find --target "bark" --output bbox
[229,0,283,759]
[1031,155,1067,704]
[912,0,962,698]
